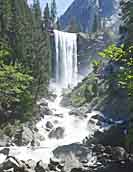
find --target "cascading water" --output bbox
[0,95,100,164]
[0,30,101,169]
[54,30,78,88]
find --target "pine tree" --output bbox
[43,3,50,31]
[33,0,41,21]
[120,0,133,46]
[0,0,5,37]
[50,0,57,25]
[31,0,52,99]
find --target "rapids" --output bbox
[0,30,100,165]
[0,94,100,164]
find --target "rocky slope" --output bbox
[61,65,128,120]
[77,31,118,76]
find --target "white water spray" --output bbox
[54,30,78,88]
[0,30,100,167]
[0,96,100,164]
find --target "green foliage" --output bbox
[92,60,101,73]
[0,0,52,125]
[120,0,133,46]
[43,3,50,31]
[0,47,33,121]
[99,44,133,96]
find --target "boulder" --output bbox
[1,156,21,170]
[46,121,54,129]
[91,114,106,123]
[71,168,84,172]
[69,109,85,118]
[0,148,10,156]
[55,113,63,118]
[90,125,125,146]
[35,160,48,172]
[0,135,10,147]
[13,126,33,146]
[93,144,106,154]
[53,143,90,161]
[39,101,48,107]
[26,159,36,170]
[13,124,43,146]
[88,119,96,125]
[112,147,127,161]
[105,146,112,154]
[48,127,65,139]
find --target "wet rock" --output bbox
[34,133,45,142]
[0,156,36,172]
[13,126,33,146]
[35,160,48,172]
[48,158,64,171]
[0,135,10,147]
[13,123,43,146]
[89,125,125,146]
[70,168,85,172]
[91,114,106,123]
[46,121,54,129]
[40,107,53,117]
[88,119,96,125]
[39,101,48,107]
[0,148,10,156]
[55,113,63,118]
[48,127,65,139]
[26,159,36,169]
[69,109,85,118]
[1,156,21,170]
[112,147,126,161]
[50,158,61,166]
[93,144,106,154]
[105,146,112,154]
[57,163,64,170]
[53,143,90,162]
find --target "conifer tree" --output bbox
[50,0,57,25]
[120,0,133,46]
[43,3,50,31]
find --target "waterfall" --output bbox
[54,30,78,88]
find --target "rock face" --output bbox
[53,143,90,162]
[13,124,44,146]
[46,121,54,130]
[48,127,65,139]
[59,0,120,32]
[0,135,10,147]
[0,156,65,172]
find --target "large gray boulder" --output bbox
[13,126,33,146]
[112,147,127,161]
[13,124,43,146]
[0,135,10,147]
[48,127,65,139]
[0,148,10,156]
[35,160,48,172]
[46,121,54,130]
[0,156,35,172]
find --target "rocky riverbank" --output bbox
[0,87,131,172]
[0,104,131,172]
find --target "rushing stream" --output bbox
[0,30,100,166]
[0,94,99,164]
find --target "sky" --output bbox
[28,0,74,16]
